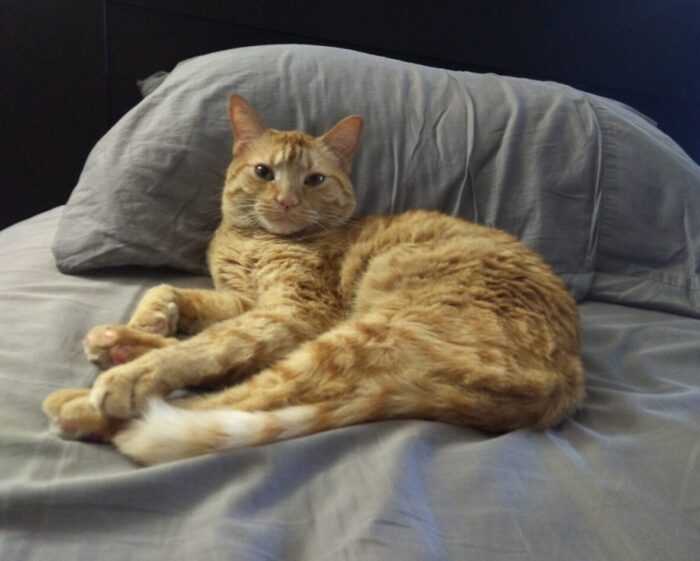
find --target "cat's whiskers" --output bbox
[200,208,224,224]
[314,208,352,229]
[225,202,262,230]
[306,216,330,232]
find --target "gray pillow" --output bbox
[53,44,700,316]
[587,96,700,316]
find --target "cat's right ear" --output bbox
[229,94,266,155]
[321,115,364,173]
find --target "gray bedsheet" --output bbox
[1,208,698,560]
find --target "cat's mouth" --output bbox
[258,211,307,235]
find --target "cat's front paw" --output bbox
[84,324,172,368]
[43,388,123,441]
[128,285,180,336]
[89,354,169,419]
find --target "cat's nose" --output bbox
[276,193,299,211]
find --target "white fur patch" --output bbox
[114,400,317,465]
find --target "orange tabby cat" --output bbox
[43,95,585,465]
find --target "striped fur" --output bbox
[43,95,585,465]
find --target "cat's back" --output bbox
[343,209,578,336]
[353,209,518,252]
[340,209,522,287]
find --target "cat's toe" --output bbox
[130,302,179,336]
[150,309,175,336]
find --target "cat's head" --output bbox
[221,95,363,236]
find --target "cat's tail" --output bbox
[113,398,380,465]
[114,364,583,465]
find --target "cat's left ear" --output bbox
[321,116,364,172]
[229,94,267,155]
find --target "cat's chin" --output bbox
[259,215,308,236]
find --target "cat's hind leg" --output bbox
[110,314,409,464]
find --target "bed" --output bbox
[1,43,699,560]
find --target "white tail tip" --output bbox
[114,399,317,465]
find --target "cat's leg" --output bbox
[84,286,253,368]
[87,304,330,419]
[128,285,254,335]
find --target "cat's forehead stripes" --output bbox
[270,132,313,167]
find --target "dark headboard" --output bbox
[3,0,699,229]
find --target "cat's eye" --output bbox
[305,173,326,187]
[254,164,275,181]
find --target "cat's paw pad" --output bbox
[84,325,164,368]
[42,388,122,442]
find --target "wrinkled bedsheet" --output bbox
[0,208,698,560]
